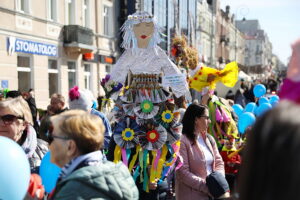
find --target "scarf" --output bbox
[58,150,103,181]
[21,125,38,158]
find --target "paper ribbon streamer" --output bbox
[143,149,149,192]
[133,166,140,182]
[155,145,168,181]
[121,148,128,167]
[139,149,144,182]
[113,145,121,163]
[129,145,141,172]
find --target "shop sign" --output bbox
[7,36,57,57]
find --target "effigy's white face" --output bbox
[133,22,154,48]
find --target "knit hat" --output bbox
[68,86,95,111]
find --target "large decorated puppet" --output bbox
[108,11,189,192]
[171,36,240,147]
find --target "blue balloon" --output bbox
[269,95,279,102]
[253,84,266,98]
[238,112,256,134]
[232,104,244,117]
[258,97,269,105]
[0,136,30,200]
[244,102,257,113]
[40,151,61,193]
[270,100,279,107]
[255,103,272,116]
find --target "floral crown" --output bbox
[127,14,153,20]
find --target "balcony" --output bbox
[63,25,95,54]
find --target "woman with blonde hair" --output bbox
[0,97,48,173]
[48,109,138,200]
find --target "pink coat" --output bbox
[175,134,225,200]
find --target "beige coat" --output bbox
[175,134,225,200]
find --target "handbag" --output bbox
[205,134,230,198]
[206,171,230,199]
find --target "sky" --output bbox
[220,0,300,65]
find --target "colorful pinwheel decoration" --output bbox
[155,109,176,129]
[113,117,142,149]
[139,124,167,150]
[134,100,159,119]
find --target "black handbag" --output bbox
[206,171,230,198]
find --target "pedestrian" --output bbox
[48,109,138,200]
[68,86,112,150]
[238,101,300,200]
[23,89,39,133]
[220,137,241,194]
[175,104,229,200]
[39,93,68,142]
[0,97,48,173]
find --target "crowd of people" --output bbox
[0,10,300,200]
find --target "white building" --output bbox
[236,19,273,74]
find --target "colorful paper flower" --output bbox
[146,130,159,143]
[139,124,167,150]
[122,128,135,141]
[114,118,142,149]
[161,110,174,123]
[140,100,154,113]
[134,100,159,119]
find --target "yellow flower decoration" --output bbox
[122,128,135,141]
[161,110,174,123]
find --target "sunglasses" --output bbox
[47,124,71,144]
[0,114,24,125]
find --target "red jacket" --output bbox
[220,151,241,174]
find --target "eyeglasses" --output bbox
[0,114,24,125]
[47,125,71,144]
[200,115,210,120]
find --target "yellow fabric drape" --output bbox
[189,61,239,92]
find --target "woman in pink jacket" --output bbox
[175,104,225,200]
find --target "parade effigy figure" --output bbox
[108,11,189,193]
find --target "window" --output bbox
[65,0,75,24]
[17,56,31,92]
[105,65,111,74]
[103,6,114,36]
[16,0,30,13]
[84,64,91,90]
[67,61,76,90]
[48,60,58,96]
[83,0,90,27]
[256,56,261,64]
[47,0,57,21]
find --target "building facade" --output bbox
[196,0,216,66]
[0,0,118,108]
[236,19,273,75]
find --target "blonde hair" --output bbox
[0,97,33,125]
[50,109,104,154]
